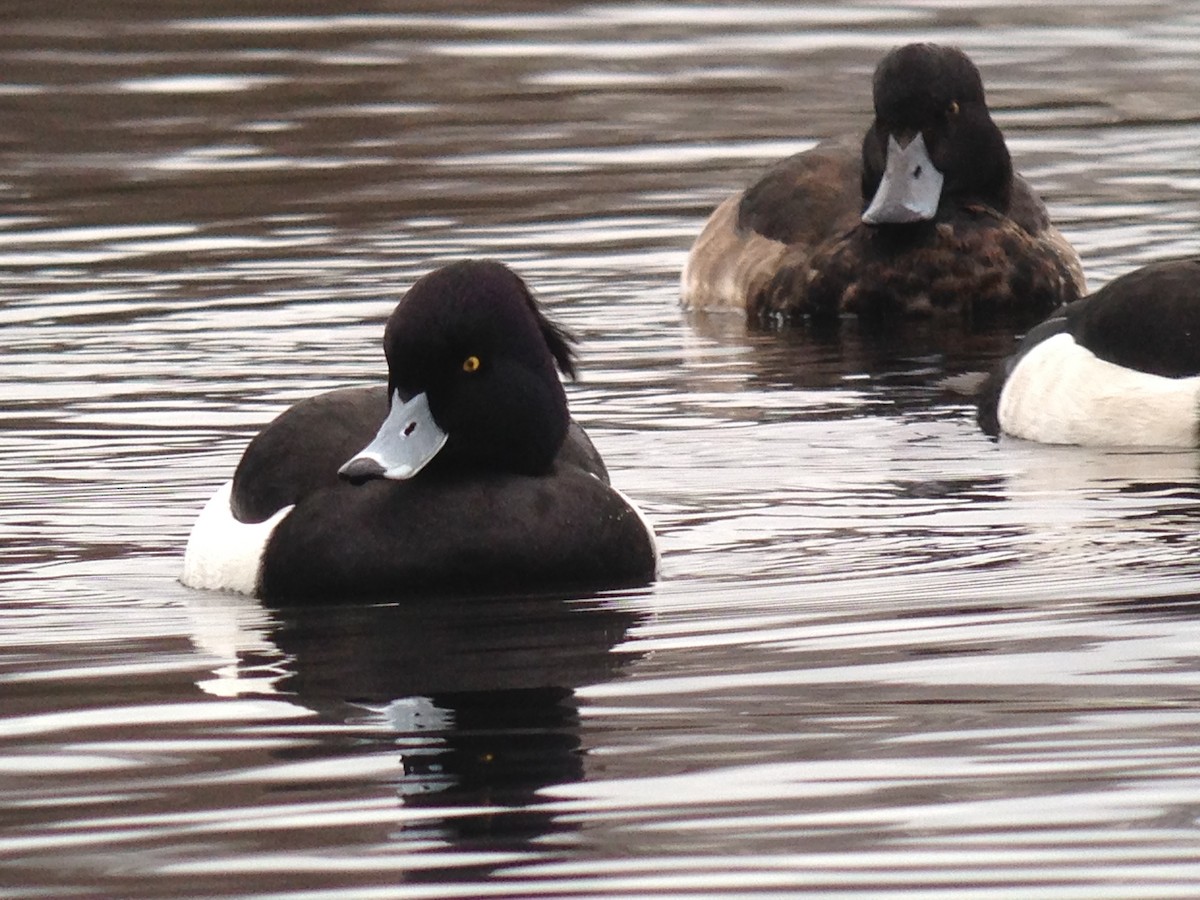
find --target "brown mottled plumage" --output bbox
[754,195,1084,325]
[681,44,1085,327]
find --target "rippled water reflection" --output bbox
[5,2,1200,897]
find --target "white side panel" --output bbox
[181,481,294,595]
[998,332,1200,447]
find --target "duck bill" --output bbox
[338,390,448,482]
[861,132,944,225]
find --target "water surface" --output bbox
[5,3,1200,897]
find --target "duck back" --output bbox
[258,458,654,601]
[755,201,1084,325]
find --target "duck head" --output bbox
[860,43,1013,226]
[340,260,576,483]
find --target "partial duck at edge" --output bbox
[978,257,1200,447]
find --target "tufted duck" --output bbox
[681,43,1085,326]
[182,261,658,600]
[977,257,1200,446]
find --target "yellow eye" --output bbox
[948,100,960,116]
[462,355,481,373]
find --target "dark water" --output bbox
[5,3,1200,897]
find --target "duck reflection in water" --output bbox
[262,592,645,860]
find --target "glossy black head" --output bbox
[383,260,576,476]
[861,43,1013,216]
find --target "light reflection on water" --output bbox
[4,2,1200,897]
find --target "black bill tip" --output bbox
[338,456,386,485]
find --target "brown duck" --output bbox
[682,43,1085,328]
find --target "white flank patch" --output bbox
[181,481,294,595]
[998,332,1200,447]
